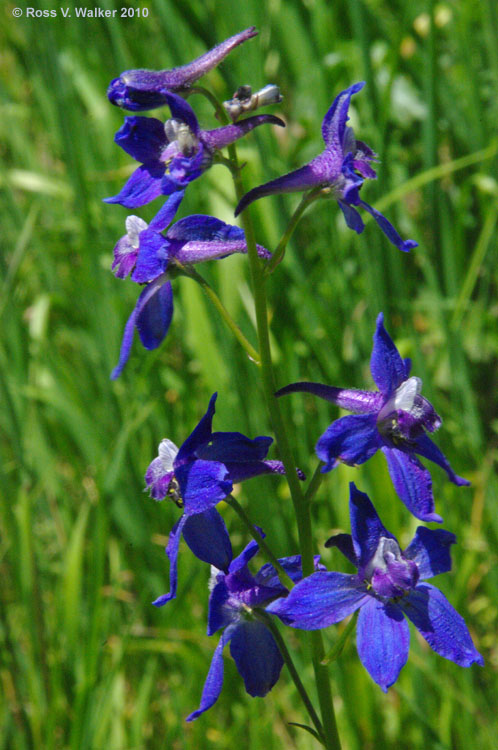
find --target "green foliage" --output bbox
[1,0,496,748]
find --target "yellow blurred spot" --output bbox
[400,36,416,59]
[414,13,430,37]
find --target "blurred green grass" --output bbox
[1,0,497,748]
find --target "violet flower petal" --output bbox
[413,433,471,486]
[131,229,168,283]
[382,446,442,523]
[356,598,410,692]
[316,413,381,472]
[148,190,186,232]
[400,584,484,667]
[358,200,418,253]
[321,82,365,149]
[175,393,217,464]
[196,432,272,462]
[370,312,407,395]
[104,163,165,208]
[229,621,283,697]
[266,571,369,629]
[186,626,235,722]
[176,459,232,515]
[275,381,383,413]
[201,114,285,151]
[338,200,365,233]
[349,482,395,568]
[114,116,166,162]
[234,163,323,216]
[324,533,358,567]
[152,514,188,607]
[182,508,232,572]
[403,527,456,580]
[136,279,173,349]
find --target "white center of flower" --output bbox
[377,376,422,422]
[164,118,198,156]
[125,215,148,249]
[157,438,179,473]
[364,537,402,579]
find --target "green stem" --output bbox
[321,613,358,665]
[228,143,341,750]
[304,462,324,504]
[224,495,295,590]
[259,612,325,744]
[178,265,261,364]
[264,189,322,276]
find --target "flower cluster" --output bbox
[105,28,482,730]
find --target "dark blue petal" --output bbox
[164,91,200,135]
[321,82,365,149]
[131,230,169,283]
[110,296,140,380]
[403,527,456,579]
[338,200,365,233]
[382,446,443,523]
[176,459,232,515]
[136,279,173,349]
[186,626,236,722]
[176,393,217,464]
[182,508,232,572]
[412,434,471,486]
[229,621,283,697]
[266,571,369,629]
[208,579,232,636]
[235,163,322,216]
[356,598,410,692]
[400,584,484,667]
[229,537,262,574]
[224,459,291,483]
[148,190,186,232]
[167,214,244,242]
[255,554,323,589]
[275,381,383,414]
[114,116,166,162]
[358,200,418,253]
[324,533,358,567]
[195,432,272,462]
[316,413,381,472]
[104,163,165,208]
[349,482,395,569]
[370,313,407,395]
[152,514,188,607]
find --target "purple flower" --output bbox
[104,91,284,209]
[187,537,323,721]
[147,393,302,607]
[267,483,483,692]
[108,27,258,111]
[276,313,470,522]
[235,82,417,253]
[110,206,270,379]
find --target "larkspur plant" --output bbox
[106,27,483,749]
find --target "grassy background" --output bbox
[1,0,497,747]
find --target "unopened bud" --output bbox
[223,84,283,121]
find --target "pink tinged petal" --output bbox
[229,621,283,697]
[403,527,456,579]
[316,413,381,472]
[111,215,148,278]
[176,459,232,515]
[401,584,484,667]
[275,381,383,413]
[381,446,442,523]
[349,482,394,568]
[104,163,165,208]
[356,598,410,692]
[370,312,407,395]
[174,239,270,263]
[144,457,174,500]
[352,158,377,179]
[321,82,365,150]
[152,514,188,607]
[175,393,217,464]
[186,626,235,722]
[358,200,418,253]
[182,508,232,572]
[201,114,285,151]
[413,433,470,486]
[266,571,369,629]
[234,162,323,216]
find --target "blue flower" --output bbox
[108,28,258,111]
[267,483,483,692]
[104,91,284,210]
[276,313,469,522]
[235,82,417,253]
[110,207,270,379]
[146,393,303,607]
[187,537,323,721]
